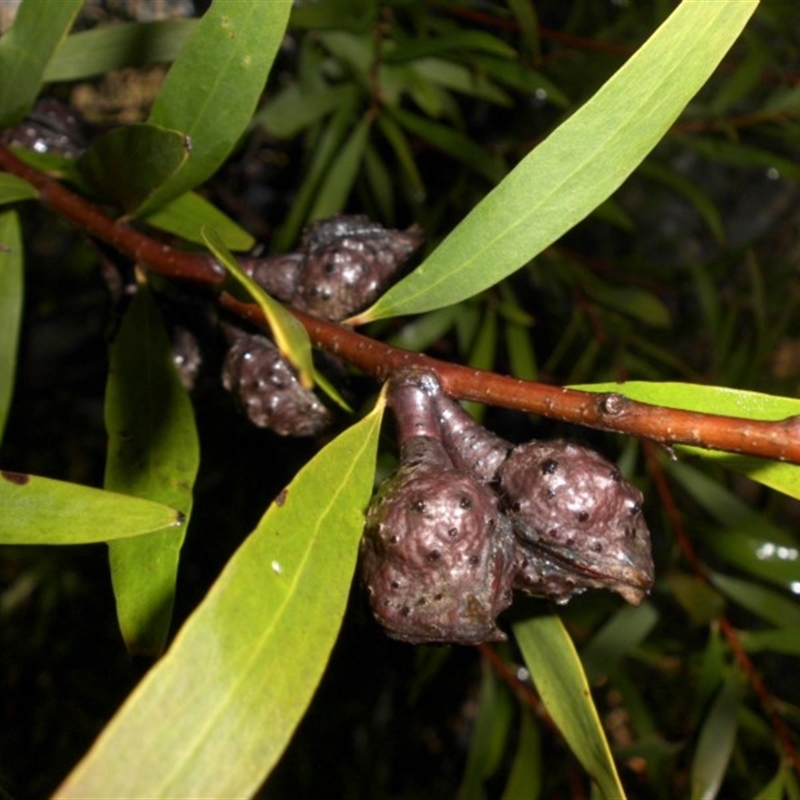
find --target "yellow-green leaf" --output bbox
[56,393,385,800]
[0,472,182,545]
[104,286,200,656]
[202,225,315,388]
[354,0,757,322]
[513,613,626,799]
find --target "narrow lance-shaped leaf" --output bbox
[44,19,197,82]
[0,472,182,545]
[691,675,742,800]
[0,210,23,445]
[0,174,38,206]
[138,0,293,214]
[459,662,513,800]
[105,286,200,657]
[352,0,758,322]
[77,124,190,215]
[501,706,542,800]
[202,226,315,388]
[56,392,386,800]
[0,0,82,126]
[307,115,371,222]
[513,613,626,800]
[143,190,255,251]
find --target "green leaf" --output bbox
[0,210,23,445]
[0,472,182,545]
[737,628,800,656]
[56,394,386,800]
[709,572,800,629]
[570,381,800,502]
[0,0,82,126]
[513,613,626,799]
[0,173,38,205]
[44,19,196,82]
[410,57,513,106]
[580,602,658,684]
[257,82,358,140]
[389,106,506,184]
[667,573,726,627]
[104,287,200,657]
[143,191,255,251]
[274,100,357,251]
[202,226,315,389]
[138,0,293,214]
[387,30,518,63]
[691,675,741,800]
[501,706,542,800]
[353,0,758,322]
[307,115,370,222]
[77,124,190,214]
[459,662,513,800]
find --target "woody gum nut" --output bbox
[498,440,654,604]
[388,370,444,445]
[221,332,331,437]
[241,253,303,304]
[293,215,424,321]
[434,392,512,482]
[361,438,516,645]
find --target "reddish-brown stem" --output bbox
[4,140,800,465]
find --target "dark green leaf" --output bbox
[667,573,726,626]
[44,19,196,82]
[410,58,513,106]
[138,0,292,214]
[709,572,800,629]
[581,603,658,684]
[275,100,357,250]
[308,115,371,222]
[501,706,541,800]
[691,675,741,800]
[257,83,358,139]
[386,30,517,63]
[513,613,626,799]
[459,662,513,800]
[0,473,182,545]
[143,191,255,251]
[389,106,506,184]
[57,394,385,799]
[354,1,757,321]
[77,124,190,213]
[0,0,82,125]
[737,628,800,656]
[0,210,23,445]
[104,286,199,656]
[0,173,38,205]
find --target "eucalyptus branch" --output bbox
[3,141,800,465]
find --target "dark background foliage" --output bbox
[2,1,800,798]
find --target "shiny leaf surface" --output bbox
[355,1,757,321]
[57,394,385,799]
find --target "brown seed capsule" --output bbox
[498,440,654,604]
[292,215,424,321]
[221,330,331,437]
[433,392,512,482]
[360,372,515,644]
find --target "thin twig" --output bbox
[3,141,800,464]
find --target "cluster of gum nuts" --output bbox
[360,370,655,645]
